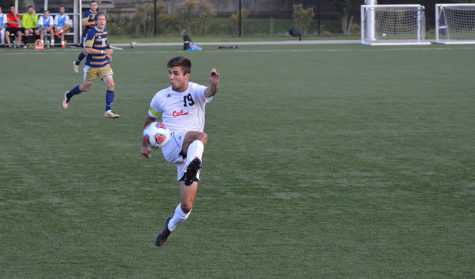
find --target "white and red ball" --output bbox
[143,122,171,148]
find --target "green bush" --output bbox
[229,8,250,36]
[107,2,179,37]
[178,0,216,35]
[292,4,315,34]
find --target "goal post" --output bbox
[436,4,475,44]
[361,4,430,45]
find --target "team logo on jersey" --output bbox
[172,110,189,117]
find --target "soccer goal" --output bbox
[436,4,475,44]
[361,4,430,45]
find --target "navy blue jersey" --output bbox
[82,9,95,38]
[84,27,109,68]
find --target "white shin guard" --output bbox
[186,140,204,165]
[168,203,191,231]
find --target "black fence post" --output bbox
[317,0,321,36]
[239,0,242,37]
[154,0,157,35]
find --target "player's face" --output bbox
[28,7,34,14]
[91,2,98,12]
[59,7,65,14]
[96,15,106,29]
[44,11,49,17]
[168,66,190,92]
[10,6,16,14]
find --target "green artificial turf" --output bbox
[0,44,474,278]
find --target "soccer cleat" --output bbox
[156,217,172,247]
[73,61,79,73]
[104,110,120,119]
[62,91,71,109]
[184,158,201,186]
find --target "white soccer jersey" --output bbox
[38,15,53,27]
[148,82,212,133]
[0,14,7,29]
[54,14,70,28]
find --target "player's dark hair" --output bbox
[94,12,105,21]
[10,4,15,8]
[167,56,191,75]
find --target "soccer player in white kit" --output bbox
[141,56,220,247]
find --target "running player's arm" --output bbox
[84,47,113,55]
[204,68,220,98]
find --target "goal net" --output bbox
[361,4,430,45]
[436,4,475,44]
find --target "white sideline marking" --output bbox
[1,46,475,56]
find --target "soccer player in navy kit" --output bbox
[62,13,119,119]
[73,1,97,73]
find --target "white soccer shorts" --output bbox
[161,131,200,181]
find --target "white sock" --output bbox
[186,140,204,166]
[61,41,65,45]
[51,40,54,44]
[0,30,4,45]
[41,40,44,44]
[168,203,191,231]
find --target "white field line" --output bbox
[1,46,475,56]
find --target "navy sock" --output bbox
[105,90,114,111]
[76,52,85,64]
[67,85,82,99]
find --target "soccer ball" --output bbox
[130,41,137,48]
[143,122,171,148]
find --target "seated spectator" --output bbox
[0,6,7,46]
[22,5,39,46]
[38,10,54,46]
[54,6,71,48]
[5,4,22,48]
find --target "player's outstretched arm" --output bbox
[141,116,156,158]
[85,47,113,56]
[204,68,220,98]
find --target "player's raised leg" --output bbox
[62,82,92,109]
[156,132,208,246]
[182,131,208,186]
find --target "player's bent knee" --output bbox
[181,202,193,213]
[199,132,208,145]
[82,84,92,92]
